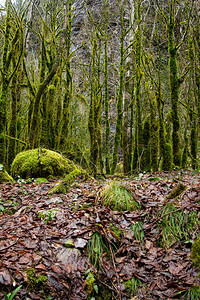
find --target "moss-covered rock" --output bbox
[191,236,200,266]
[0,164,14,183]
[11,148,75,179]
[48,167,87,195]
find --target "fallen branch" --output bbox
[144,203,199,230]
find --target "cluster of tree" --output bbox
[0,0,200,176]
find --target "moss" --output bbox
[191,236,200,266]
[48,181,67,195]
[125,277,142,296]
[48,167,87,195]
[11,148,75,179]
[84,270,99,299]
[166,183,187,200]
[149,100,158,172]
[26,268,47,291]
[141,116,150,171]
[161,142,172,171]
[0,164,14,183]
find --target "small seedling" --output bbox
[3,285,22,300]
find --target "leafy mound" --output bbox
[100,181,140,211]
[11,148,75,179]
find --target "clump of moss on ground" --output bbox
[48,167,88,194]
[11,148,75,179]
[191,236,200,267]
[0,164,14,183]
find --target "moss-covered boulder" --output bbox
[191,236,200,266]
[0,164,14,183]
[11,148,75,179]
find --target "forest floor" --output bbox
[0,170,200,300]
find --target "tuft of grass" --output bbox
[131,221,144,245]
[100,181,140,211]
[177,286,200,299]
[87,232,108,270]
[125,277,142,296]
[158,204,200,248]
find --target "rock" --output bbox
[56,246,81,265]
[45,197,63,205]
[0,164,14,183]
[11,148,75,179]
[74,238,88,249]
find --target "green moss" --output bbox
[191,236,200,267]
[141,116,150,172]
[166,183,187,200]
[162,142,172,171]
[26,268,47,290]
[48,181,67,195]
[125,277,142,296]
[11,148,75,179]
[0,164,14,183]
[84,270,99,299]
[48,167,87,195]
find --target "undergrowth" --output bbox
[158,204,200,248]
[100,181,140,211]
[125,277,143,297]
[87,232,107,270]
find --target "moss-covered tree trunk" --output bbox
[88,37,99,174]
[149,98,158,172]
[132,0,142,172]
[111,1,124,174]
[0,3,23,165]
[168,1,181,167]
[29,36,46,148]
[96,37,104,173]
[60,0,72,149]
[7,56,23,168]
[122,93,129,175]
[104,24,111,174]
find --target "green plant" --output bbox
[38,209,58,223]
[45,211,53,223]
[108,223,124,243]
[87,232,107,269]
[158,204,200,248]
[100,181,140,211]
[26,268,47,290]
[131,221,144,245]
[3,285,22,300]
[84,269,98,299]
[125,277,142,296]
[176,286,200,299]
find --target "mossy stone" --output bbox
[48,181,67,195]
[11,148,75,179]
[191,236,200,266]
[0,164,14,183]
